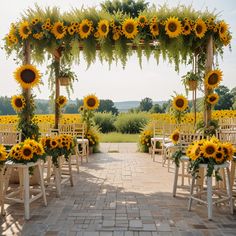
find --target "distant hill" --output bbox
[114,101,167,112]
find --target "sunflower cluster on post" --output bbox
[79,94,100,150]
[12,64,41,140]
[170,94,189,124]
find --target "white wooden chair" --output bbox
[0,131,21,148]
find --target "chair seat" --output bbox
[163,142,174,148]
[151,137,171,142]
[76,138,89,144]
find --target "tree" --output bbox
[100,0,149,18]
[214,85,234,110]
[97,99,119,115]
[139,97,153,112]
[64,104,78,114]
[0,96,15,115]
[150,104,162,113]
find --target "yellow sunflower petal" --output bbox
[83,94,100,110]
[165,17,182,38]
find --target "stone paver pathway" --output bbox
[1,143,235,236]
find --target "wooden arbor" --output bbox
[4,4,231,134]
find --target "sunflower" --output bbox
[218,21,228,38]
[214,150,225,164]
[122,18,138,39]
[0,144,7,162]
[149,21,159,37]
[83,94,100,110]
[172,95,188,112]
[31,18,39,25]
[67,26,76,35]
[51,21,67,39]
[50,139,58,149]
[207,93,219,105]
[221,33,232,46]
[78,105,84,113]
[18,21,31,39]
[205,69,222,89]
[138,15,147,27]
[182,21,192,35]
[78,19,93,39]
[56,95,67,108]
[186,142,201,161]
[11,95,26,112]
[21,145,34,160]
[97,19,110,38]
[170,130,180,144]
[222,142,234,160]
[165,17,182,38]
[14,64,41,89]
[200,141,217,158]
[194,19,207,38]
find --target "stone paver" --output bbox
[0,143,235,236]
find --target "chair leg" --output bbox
[226,167,234,214]
[23,167,30,220]
[38,163,47,206]
[207,176,213,220]
[68,155,74,187]
[173,165,179,197]
[188,175,195,211]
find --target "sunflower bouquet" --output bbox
[0,144,8,168]
[139,128,153,153]
[40,134,75,167]
[8,139,46,164]
[186,136,234,180]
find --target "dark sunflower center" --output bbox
[87,98,96,107]
[57,25,64,34]
[52,141,57,146]
[184,25,189,31]
[153,24,158,31]
[59,99,65,105]
[206,146,215,155]
[139,17,145,23]
[196,25,203,34]
[220,27,225,34]
[125,23,134,33]
[168,22,177,32]
[23,148,32,156]
[46,139,51,147]
[20,69,36,84]
[223,147,228,155]
[176,99,184,108]
[216,152,223,159]
[15,98,23,107]
[101,24,108,33]
[82,24,90,33]
[208,73,218,85]
[209,96,216,102]
[173,134,179,141]
[23,26,29,35]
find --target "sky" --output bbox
[0,0,235,102]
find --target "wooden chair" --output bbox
[74,123,89,165]
[0,131,21,148]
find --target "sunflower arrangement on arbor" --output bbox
[170,94,189,124]
[8,138,46,164]
[12,64,41,140]
[186,136,234,180]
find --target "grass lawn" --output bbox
[100,132,139,143]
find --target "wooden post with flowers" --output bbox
[23,40,31,127]
[53,48,61,130]
[204,35,214,127]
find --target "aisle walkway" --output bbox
[1,143,235,236]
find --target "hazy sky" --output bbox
[0,0,235,102]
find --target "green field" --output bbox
[100,132,139,143]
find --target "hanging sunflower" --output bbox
[122,18,138,39]
[11,95,26,112]
[97,19,109,38]
[165,17,182,38]
[172,95,188,112]
[21,144,34,161]
[56,95,67,108]
[0,144,7,162]
[83,94,100,110]
[149,21,159,37]
[200,140,217,158]
[51,21,67,39]
[170,130,180,144]
[78,19,93,39]
[14,64,41,89]
[18,21,31,39]
[182,21,191,35]
[194,19,207,38]
[205,69,222,89]
[206,93,219,105]
[218,21,228,38]
[138,15,147,28]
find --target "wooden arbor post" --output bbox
[204,36,214,127]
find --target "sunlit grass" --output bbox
[100,132,139,143]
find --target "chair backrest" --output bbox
[74,123,86,139]
[58,124,75,135]
[0,131,21,146]
[179,133,201,152]
[0,123,17,132]
[220,124,236,131]
[218,130,236,147]
[38,122,52,136]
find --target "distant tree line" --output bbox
[0,85,235,115]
